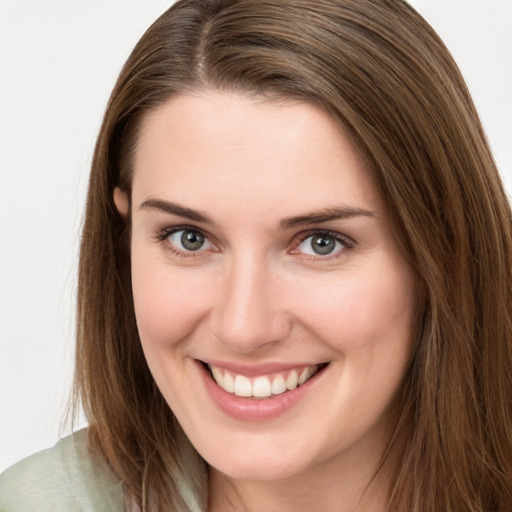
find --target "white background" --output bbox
[0,1,511,473]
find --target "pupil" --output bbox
[311,235,335,255]
[181,230,204,251]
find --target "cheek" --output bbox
[298,264,417,354]
[130,254,210,350]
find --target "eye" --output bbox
[297,231,350,257]
[167,228,213,253]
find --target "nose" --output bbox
[210,254,292,353]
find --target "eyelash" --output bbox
[153,225,214,259]
[153,226,355,261]
[292,230,355,261]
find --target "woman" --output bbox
[1,0,511,511]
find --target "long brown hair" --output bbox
[74,1,512,510]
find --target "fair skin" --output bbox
[114,91,416,512]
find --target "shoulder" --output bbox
[0,428,124,512]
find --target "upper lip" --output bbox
[199,359,328,377]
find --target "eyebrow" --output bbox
[139,198,377,228]
[139,198,214,224]
[279,206,377,229]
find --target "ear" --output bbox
[113,187,129,217]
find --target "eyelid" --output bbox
[154,224,203,242]
[289,229,355,259]
[153,225,354,261]
[154,225,217,258]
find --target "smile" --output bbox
[207,363,324,398]
[199,360,330,421]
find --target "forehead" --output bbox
[131,91,383,218]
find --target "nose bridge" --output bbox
[211,251,290,351]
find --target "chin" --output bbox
[210,457,302,481]
[198,436,313,482]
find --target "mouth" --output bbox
[203,362,329,399]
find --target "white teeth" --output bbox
[285,370,298,390]
[223,372,235,393]
[271,374,286,395]
[209,364,321,398]
[234,375,252,397]
[211,366,224,387]
[298,367,310,385]
[253,376,272,398]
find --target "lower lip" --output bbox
[197,361,327,422]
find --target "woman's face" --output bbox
[122,91,416,482]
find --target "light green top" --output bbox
[0,429,124,512]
